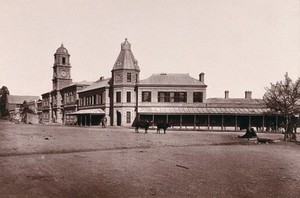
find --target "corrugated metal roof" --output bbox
[68,81,93,86]
[67,108,105,115]
[7,95,40,104]
[138,107,271,115]
[61,81,93,90]
[78,78,111,93]
[139,73,206,86]
[206,98,264,104]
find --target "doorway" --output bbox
[117,111,121,126]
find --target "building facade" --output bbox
[6,95,40,122]
[41,39,278,130]
[41,44,91,124]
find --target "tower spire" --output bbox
[112,38,139,71]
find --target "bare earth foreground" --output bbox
[1,120,300,198]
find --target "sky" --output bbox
[0,0,299,99]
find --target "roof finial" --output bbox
[61,42,64,47]
[121,38,131,50]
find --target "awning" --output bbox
[138,107,272,115]
[67,108,105,115]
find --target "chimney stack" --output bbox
[100,76,104,81]
[225,90,229,99]
[245,91,252,99]
[199,73,205,83]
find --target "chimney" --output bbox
[245,91,252,99]
[199,73,205,83]
[100,76,104,81]
[225,90,229,99]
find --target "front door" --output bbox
[117,111,121,126]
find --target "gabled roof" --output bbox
[7,95,40,104]
[112,39,140,71]
[139,73,206,86]
[78,78,111,93]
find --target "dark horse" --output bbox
[157,122,171,134]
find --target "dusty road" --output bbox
[0,120,300,198]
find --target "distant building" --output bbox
[6,95,40,121]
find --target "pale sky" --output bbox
[0,0,299,99]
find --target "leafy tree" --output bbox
[0,86,10,116]
[263,73,300,141]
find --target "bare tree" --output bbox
[263,73,300,141]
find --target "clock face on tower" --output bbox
[61,70,67,78]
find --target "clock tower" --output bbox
[52,44,72,90]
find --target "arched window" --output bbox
[62,57,66,64]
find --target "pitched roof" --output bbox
[139,73,206,86]
[206,98,266,108]
[206,98,264,104]
[78,78,111,93]
[112,39,140,71]
[7,95,40,104]
[61,80,93,90]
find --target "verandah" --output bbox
[139,114,281,131]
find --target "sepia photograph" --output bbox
[0,0,300,197]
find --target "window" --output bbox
[158,92,170,102]
[142,91,151,102]
[193,92,203,103]
[93,95,96,105]
[62,57,66,64]
[158,92,186,103]
[127,91,131,103]
[126,112,131,123]
[98,94,103,104]
[174,92,187,102]
[116,91,121,103]
[127,73,131,82]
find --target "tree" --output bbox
[0,86,10,116]
[263,73,300,141]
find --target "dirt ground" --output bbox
[1,120,300,198]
